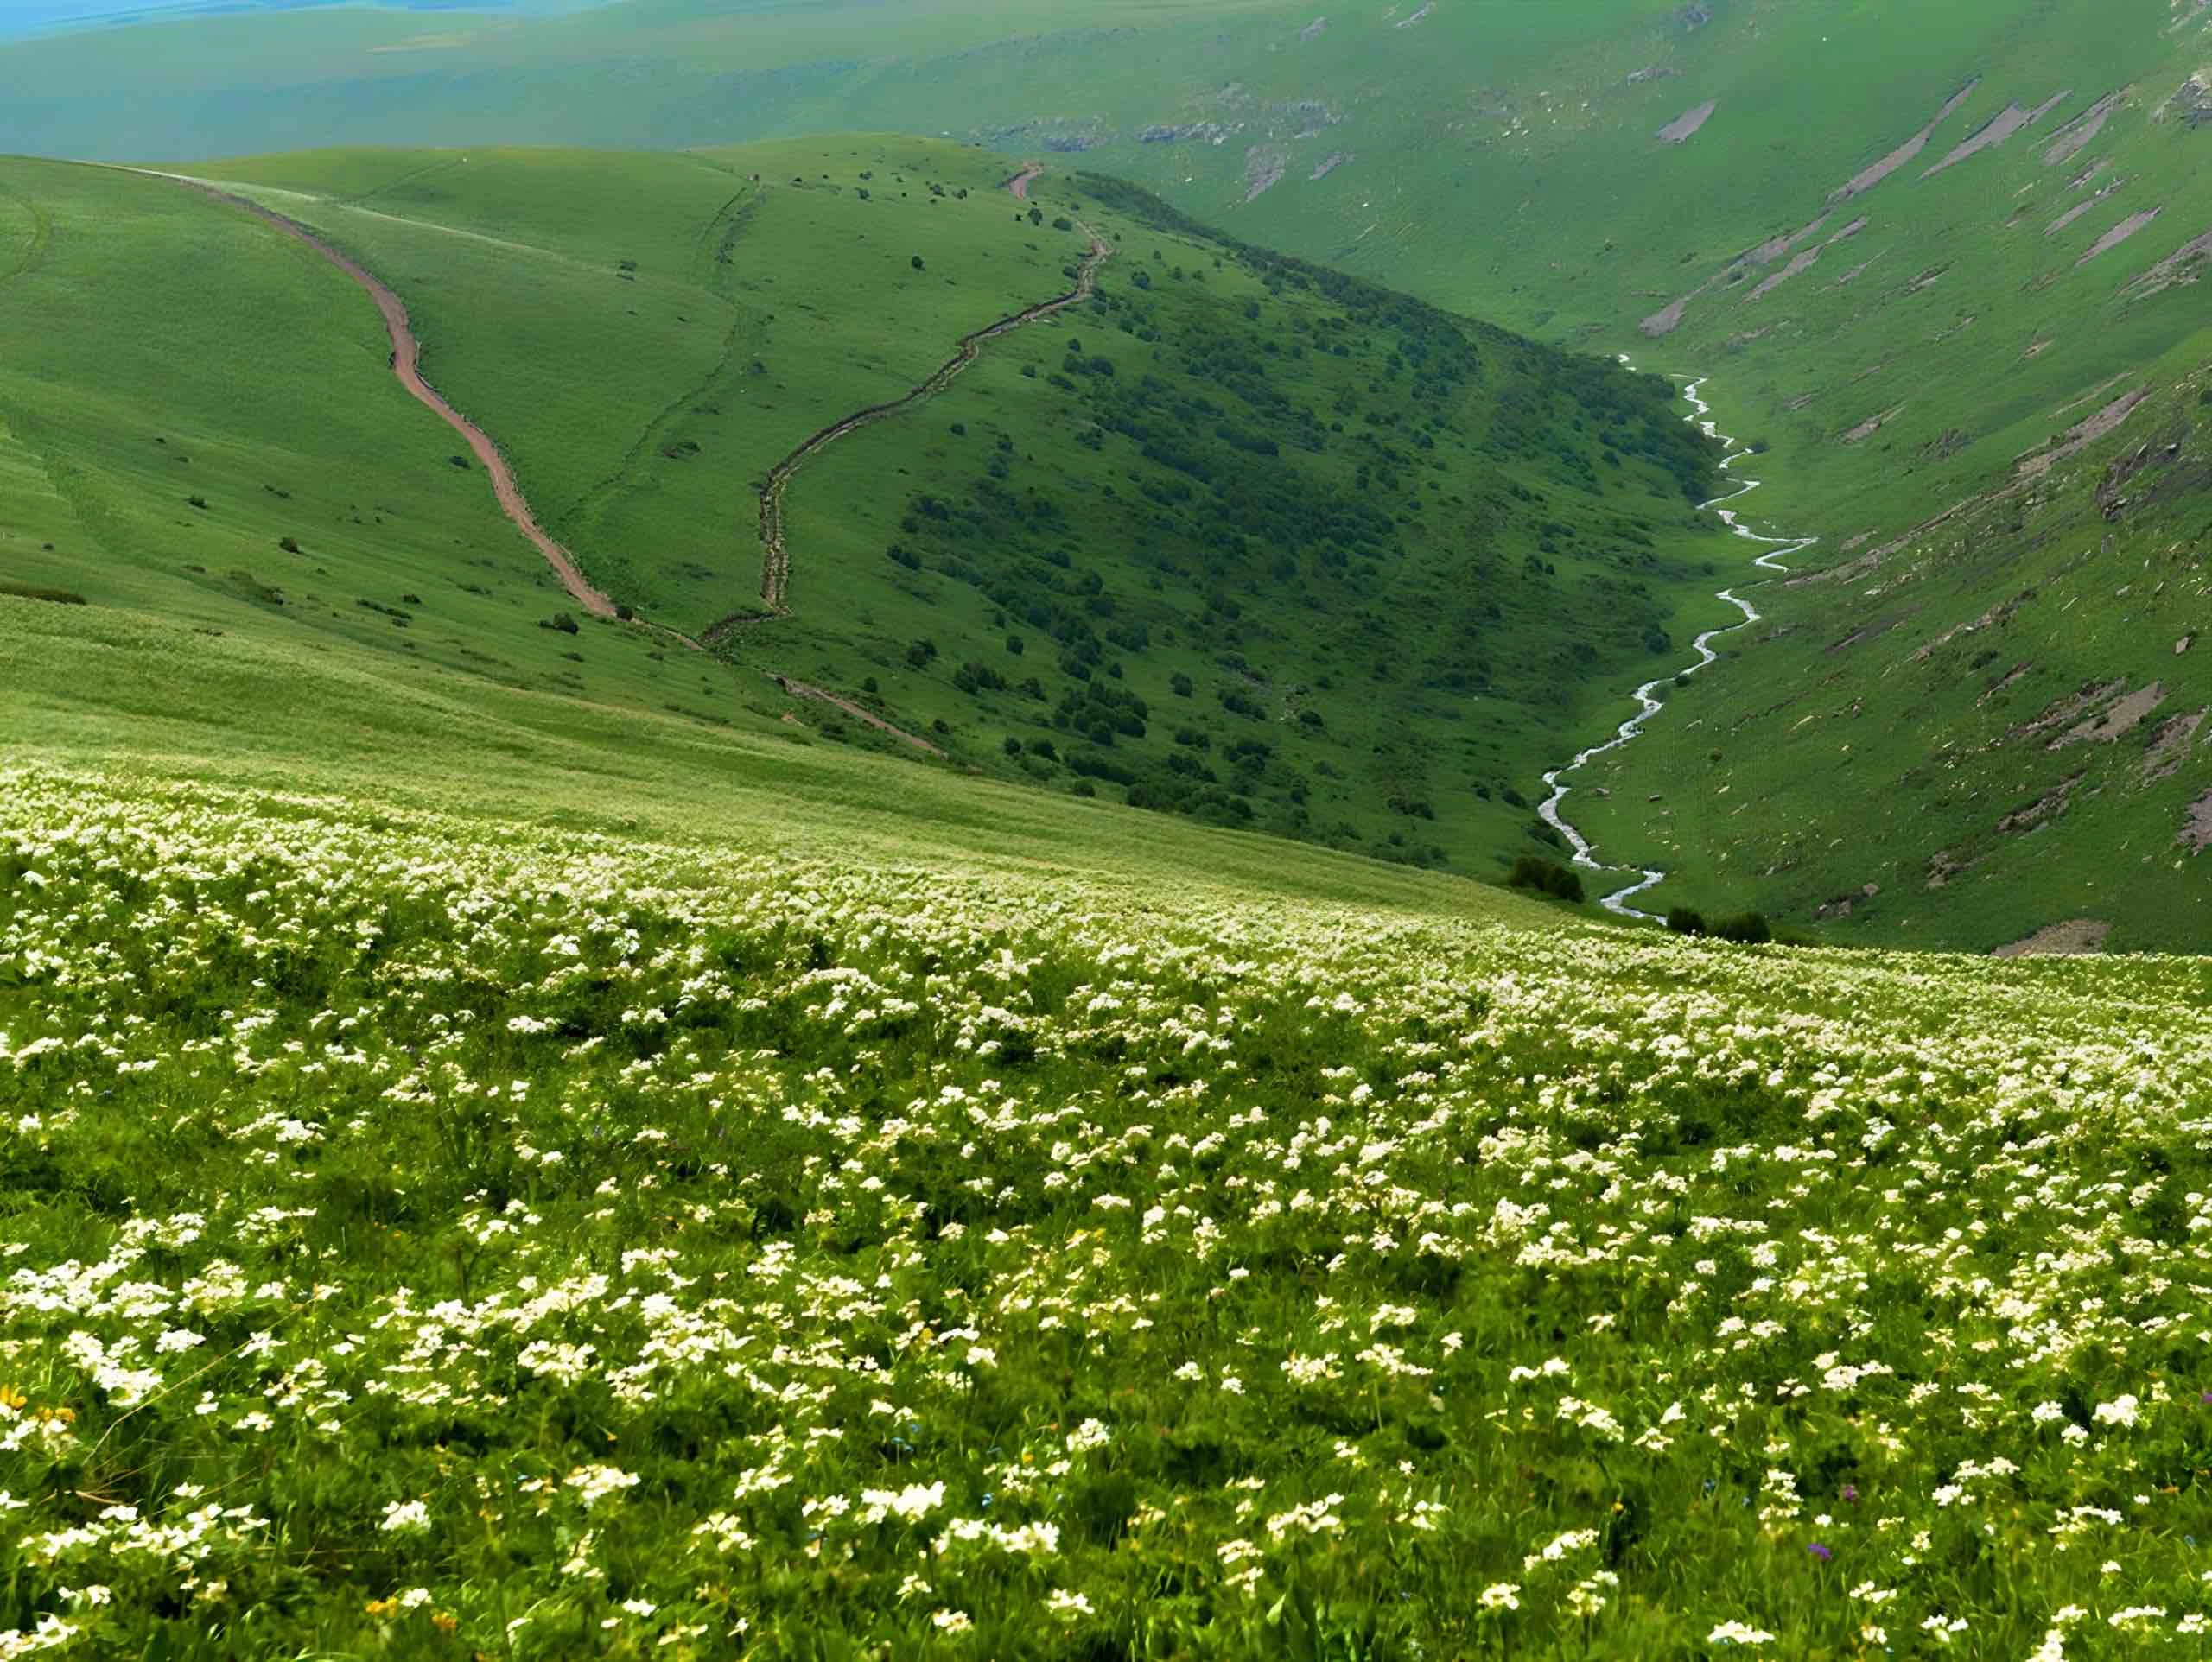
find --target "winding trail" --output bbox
[710,200,1111,635]
[1537,367,1818,918]
[139,162,1087,759]
[143,170,620,621]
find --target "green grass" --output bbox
[200,140,1090,623]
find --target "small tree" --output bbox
[911,254,925,271]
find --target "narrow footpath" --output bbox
[1537,366,1819,918]
[150,162,1097,762]
[144,170,620,621]
[710,174,1109,637]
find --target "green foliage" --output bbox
[1711,910,1772,945]
[1506,853,1586,904]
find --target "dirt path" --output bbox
[1007,164,1045,200]
[1536,365,1820,921]
[137,166,1004,763]
[143,170,620,621]
[709,171,1111,634]
[772,676,945,757]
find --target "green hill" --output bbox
[4,22,2212,1655]
[16,0,2212,947]
[2,138,1726,883]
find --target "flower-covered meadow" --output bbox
[1,770,2209,1658]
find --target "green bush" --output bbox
[1712,910,1772,944]
[1505,854,1585,904]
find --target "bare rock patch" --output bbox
[1830,80,1979,201]
[1658,100,1718,143]
[1993,918,2110,957]
[2046,91,2127,164]
[2077,208,2163,264]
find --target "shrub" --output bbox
[1712,911,1772,945]
[541,612,580,635]
[1505,855,1584,904]
[277,536,302,555]
[1666,908,1707,937]
[0,580,87,606]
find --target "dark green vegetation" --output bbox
[19,0,2212,947]
[1,139,1725,886]
[766,171,1719,868]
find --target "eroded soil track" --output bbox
[149,170,620,620]
[707,181,1111,640]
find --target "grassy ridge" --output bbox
[3,138,1732,891]
[0,155,698,714]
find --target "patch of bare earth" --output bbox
[2045,91,2128,164]
[1641,215,1825,333]
[1996,772,2086,835]
[2050,682,2165,749]
[2141,709,2206,779]
[2015,389,2149,479]
[1923,93,2064,178]
[2182,789,2212,853]
[1748,247,1820,299]
[2048,184,2123,235]
[1243,145,1287,202]
[1641,280,1712,337]
[2011,680,2124,742]
[2124,226,2212,299]
[1657,100,1717,143]
[2077,208,2163,264]
[1831,80,1980,201]
[1993,919,2111,957]
[1840,405,1904,444]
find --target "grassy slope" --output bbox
[168,140,1731,882]
[0,597,1560,929]
[0,155,704,713]
[0,143,1600,928]
[18,0,2212,946]
[200,140,1084,622]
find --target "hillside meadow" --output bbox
[2,745,2210,1656]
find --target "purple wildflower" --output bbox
[1808,1542,1833,1562]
